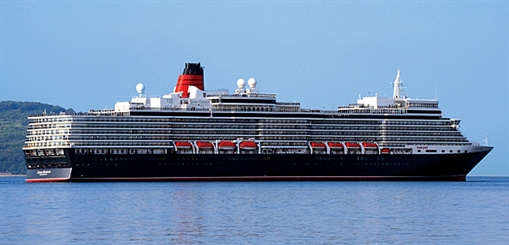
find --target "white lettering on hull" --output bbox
[37,170,52,176]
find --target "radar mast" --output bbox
[393,70,403,99]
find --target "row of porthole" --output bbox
[27,163,67,169]
[148,162,404,167]
[159,163,213,166]
[417,149,466,153]
[71,161,407,168]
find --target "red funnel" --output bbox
[174,63,204,98]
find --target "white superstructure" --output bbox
[24,69,491,163]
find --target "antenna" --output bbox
[435,83,438,99]
[483,133,489,146]
[393,70,403,99]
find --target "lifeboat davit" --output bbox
[345,142,361,150]
[240,141,257,150]
[327,142,344,150]
[196,141,214,149]
[218,141,236,150]
[310,142,326,150]
[362,142,378,150]
[175,141,192,149]
[381,148,391,154]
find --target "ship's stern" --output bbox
[24,148,72,182]
[25,168,72,182]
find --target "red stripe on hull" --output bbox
[26,177,70,183]
[71,175,467,182]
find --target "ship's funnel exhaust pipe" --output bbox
[174,63,204,98]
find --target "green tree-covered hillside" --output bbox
[0,101,74,174]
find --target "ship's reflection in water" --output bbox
[166,185,206,244]
[2,178,508,244]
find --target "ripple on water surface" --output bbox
[1,177,508,244]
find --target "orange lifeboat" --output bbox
[175,141,192,149]
[310,142,326,150]
[362,142,378,150]
[381,148,391,154]
[218,141,236,150]
[240,141,257,150]
[345,142,361,150]
[196,141,214,149]
[327,142,344,150]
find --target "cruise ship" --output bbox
[23,63,493,182]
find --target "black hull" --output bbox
[35,149,490,182]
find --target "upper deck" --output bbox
[24,63,467,153]
[106,65,442,118]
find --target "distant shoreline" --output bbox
[0,174,26,177]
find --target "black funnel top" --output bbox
[183,63,204,75]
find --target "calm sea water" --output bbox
[1,176,508,245]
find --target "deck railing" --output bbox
[27,104,443,118]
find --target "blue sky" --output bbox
[1,1,507,176]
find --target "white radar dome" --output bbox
[237,78,246,89]
[136,83,145,94]
[248,78,257,88]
